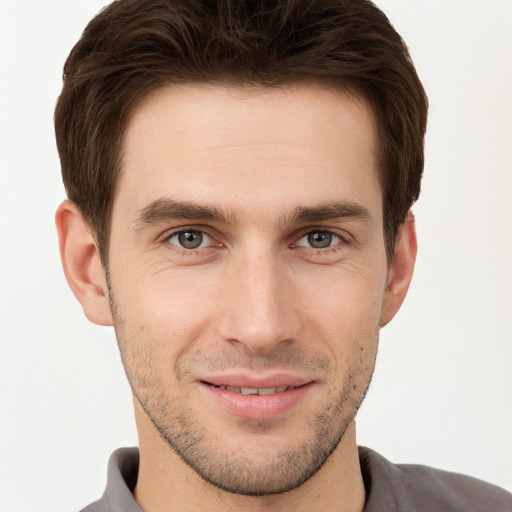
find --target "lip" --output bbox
[203,373,312,389]
[199,373,314,420]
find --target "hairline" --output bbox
[96,77,395,266]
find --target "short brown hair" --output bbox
[55,0,428,261]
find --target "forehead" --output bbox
[116,82,381,224]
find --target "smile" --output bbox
[200,379,314,420]
[210,384,294,395]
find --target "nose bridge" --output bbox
[219,242,298,354]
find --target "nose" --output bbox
[216,245,302,355]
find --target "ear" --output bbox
[380,213,418,327]
[55,200,113,326]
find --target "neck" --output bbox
[133,401,365,512]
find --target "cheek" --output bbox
[292,264,385,371]
[111,269,220,386]
[119,260,218,323]
[295,264,386,329]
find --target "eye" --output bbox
[167,230,213,250]
[296,230,343,249]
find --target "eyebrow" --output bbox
[132,198,234,229]
[132,197,373,229]
[287,201,373,225]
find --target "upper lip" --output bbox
[200,373,313,389]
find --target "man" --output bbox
[53,0,512,511]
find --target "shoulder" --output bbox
[397,462,512,511]
[78,448,141,512]
[359,446,512,512]
[80,502,106,512]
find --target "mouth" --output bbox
[205,383,299,395]
[199,378,314,420]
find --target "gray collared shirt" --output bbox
[81,446,512,511]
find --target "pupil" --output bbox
[178,231,203,249]
[308,232,332,248]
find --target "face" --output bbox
[108,83,389,495]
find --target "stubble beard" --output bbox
[134,372,372,496]
[109,288,379,496]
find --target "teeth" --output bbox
[257,388,276,395]
[216,385,292,395]
[241,387,259,395]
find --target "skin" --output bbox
[56,83,417,512]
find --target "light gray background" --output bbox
[1,1,511,510]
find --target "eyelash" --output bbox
[292,231,349,252]
[160,227,351,257]
[161,228,221,257]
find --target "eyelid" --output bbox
[292,227,351,245]
[296,231,342,248]
[159,224,216,242]
[157,225,351,255]
[158,225,223,254]
[167,229,214,250]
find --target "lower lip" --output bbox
[199,382,313,420]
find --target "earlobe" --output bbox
[55,200,113,326]
[380,213,418,327]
